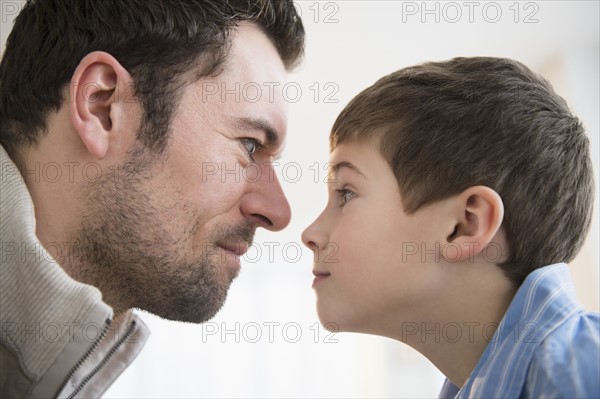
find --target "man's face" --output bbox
[72,24,291,322]
[301,142,450,335]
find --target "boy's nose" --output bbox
[301,212,328,252]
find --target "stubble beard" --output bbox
[65,146,254,323]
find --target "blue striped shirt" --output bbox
[439,263,600,399]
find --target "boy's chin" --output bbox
[316,306,341,332]
[317,306,390,337]
[316,305,356,334]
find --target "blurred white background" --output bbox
[2,1,598,397]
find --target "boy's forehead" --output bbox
[329,143,360,169]
[328,142,385,177]
[330,141,378,161]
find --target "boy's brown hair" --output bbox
[331,57,594,284]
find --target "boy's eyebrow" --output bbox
[330,161,367,178]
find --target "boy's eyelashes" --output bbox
[335,188,357,207]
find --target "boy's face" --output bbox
[302,142,451,334]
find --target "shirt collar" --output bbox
[441,263,583,398]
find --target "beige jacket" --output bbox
[0,146,150,398]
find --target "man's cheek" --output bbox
[200,161,252,185]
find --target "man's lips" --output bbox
[218,242,249,257]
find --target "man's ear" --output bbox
[442,186,504,262]
[70,51,137,160]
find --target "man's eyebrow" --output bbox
[232,116,280,148]
[330,161,367,178]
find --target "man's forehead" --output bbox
[225,23,287,83]
[189,22,290,156]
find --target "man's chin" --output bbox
[140,274,235,323]
[148,295,229,324]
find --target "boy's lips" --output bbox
[312,270,331,287]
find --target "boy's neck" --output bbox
[391,262,518,388]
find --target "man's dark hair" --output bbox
[0,0,304,154]
[331,57,594,284]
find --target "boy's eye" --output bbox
[336,188,356,207]
[240,138,263,161]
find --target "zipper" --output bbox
[65,320,138,399]
[53,318,112,398]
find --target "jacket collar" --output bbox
[1,146,149,397]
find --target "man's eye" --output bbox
[335,188,356,207]
[240,138,262,160]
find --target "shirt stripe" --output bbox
[439,263,600,399]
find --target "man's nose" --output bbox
[240,163,291,231]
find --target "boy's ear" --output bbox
[442,186,504,263]
[69,51,137,160]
